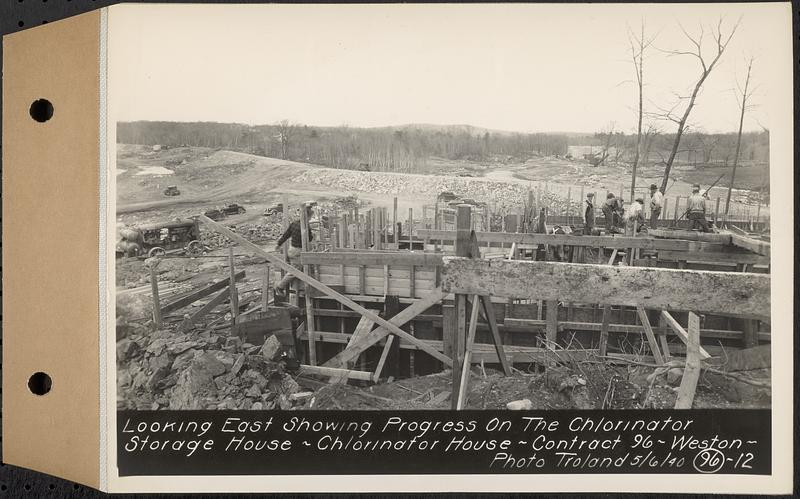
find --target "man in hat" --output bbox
[273,202,316,301]
[602,192,622,233]
[685,184,709,232]
[626,197,646,234]
[649,183,663,229]
[584,192,596,234]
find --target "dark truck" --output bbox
[163,185,180,196]
[221,203,246,215]
[116,219,203,258]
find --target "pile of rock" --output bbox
[117,325,307,411]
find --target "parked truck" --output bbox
[116,219,203,258]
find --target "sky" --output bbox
[107,3,792,135]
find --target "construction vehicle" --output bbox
[221,203,246,215]
[116,219,203,258]
[163,185,180,196]
[264,203,283,217]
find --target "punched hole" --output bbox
[29,99,54,122]
[28,372,52,395]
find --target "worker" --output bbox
[584,192,595,234]
[602,193,623,233]
[273,202,315,301]
[626,197,646,234]
[649,183,663,229]
[685,184,710,232]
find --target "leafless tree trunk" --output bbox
[654,18,740,193]
[275,119,298,160]
[593,122,616,167]
[627,22,656,201]
[724,57,755,220]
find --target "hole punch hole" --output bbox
[28,372,52,395]
[29,99,54,122]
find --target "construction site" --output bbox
[115,163,771,413]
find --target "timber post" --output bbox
[300,203,317,365]
[149,264,162,328]
[228,247,239,325]
[451,204,472,409]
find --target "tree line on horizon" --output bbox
[117,120,768,177]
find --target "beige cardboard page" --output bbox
[2,10,101,488]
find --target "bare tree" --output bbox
[274,119,299,160]
[627,21,657,200]
[652,18,740,193]
[724,56,756,220]
[591,122,616,167]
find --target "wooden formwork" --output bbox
[193,201,771,407]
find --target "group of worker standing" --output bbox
[584,183,710,235]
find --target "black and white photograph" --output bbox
[111,3,779,418]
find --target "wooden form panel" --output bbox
[441,257,770,319]
[418,229,724,251]
[316,264,436,298]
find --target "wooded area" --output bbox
[117,120,768,182]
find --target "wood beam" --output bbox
[322,287,447,368]
[441,257,770,318]
[455,295,480,410]
[649,229,732,244]
[635,305,664,364]
[675,312,702,409]
[160,270,246,314]
[297,364,374,382]
[660,311,711,360]
[417,229,716,251]
[327,315,375,384]
[198,215,452,366]
[180,286,230,332]
[730,234,771,257]
[656,250,769,266]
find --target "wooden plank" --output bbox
[160,270,246,314]
[659,333,671,360]
[442,303,455,361]
[656,250,769,266]
[731,234,770,257]
[328,315,376,384]
[545,300,558,343]
[150,266,162,327]
[441,257,770,318]
[456,295,481,410]
[742,319,759,349]
[636,305,664,364]
[660,311,711,360]
[300,204,316,365]
[675,312,702,409]
[199,215,452,365]
[598,304,610,356]
[180,286,230,332]
[324,287,448,368]
[298,364,374,382]
[417,229,711,251]
[261,266,270,312]
[451,205,472,409]
[228,247,239,324]
[479,295,512,376]
[649,229,732,244]
[373,336,396,381]
[300,251,444,267]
